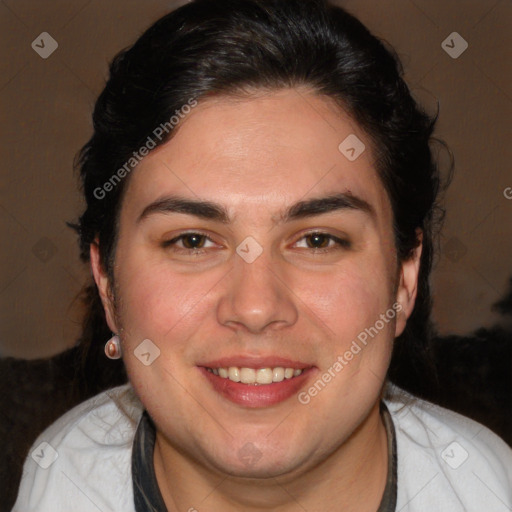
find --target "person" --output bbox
[12,0,512,511]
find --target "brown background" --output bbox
[1,0,511,359]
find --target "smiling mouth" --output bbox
[200,364,314,408]
[205,366,305,385]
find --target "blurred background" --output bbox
[0,0,511,509]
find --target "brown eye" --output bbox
[162,232,215,252]
[305,233,331,249]
[180,233,207,249]
[295,232,351,251]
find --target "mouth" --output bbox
[198,359,315,408]
[206,366,305,384]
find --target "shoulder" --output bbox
[11,383,143,512]
[383,383,512,512]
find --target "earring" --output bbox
[104,334,122,359]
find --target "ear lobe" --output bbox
[90,241,118,333]
[394,231,423,338]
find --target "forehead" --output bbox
[121,89,392,226]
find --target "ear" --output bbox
[90,241,119,333]
[394,230,423,338]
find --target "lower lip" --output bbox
[199,367,314,408]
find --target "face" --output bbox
[92,89,420,479]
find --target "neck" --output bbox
[153,400,389,512]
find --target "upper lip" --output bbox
[199,356,312,370]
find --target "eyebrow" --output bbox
[137,192,376,224]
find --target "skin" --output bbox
[91,88,421,512]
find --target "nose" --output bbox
[216,248,298,334]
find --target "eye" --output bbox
[161,231,350,256]
[162,232,217,253]
[294,232,350,251]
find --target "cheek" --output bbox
[116,263,219,339]
[297,257,396,341]
[113,259,219,408]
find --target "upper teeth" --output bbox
[207,367,303,384]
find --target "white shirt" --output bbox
[11,383,512,512]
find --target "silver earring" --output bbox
[104,334,122,359]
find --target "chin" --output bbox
[203,439,307,479]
